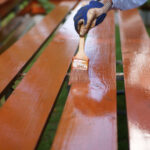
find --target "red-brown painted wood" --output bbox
[51,11,117,150]
[0,3,79,150]
[0,0,8,5]
[0,1,76,94]
[119,9,150,150]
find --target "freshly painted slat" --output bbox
[51,11,117,150]
[119,9,150,150]
[0,3,79,150]
[0,1,76,94]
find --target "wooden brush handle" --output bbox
[79,37,85,53]
[75,36,88,60]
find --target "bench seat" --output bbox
[0,1,150,149]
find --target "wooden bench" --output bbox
[0,1,150,150]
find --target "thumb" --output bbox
[80,11,96,36]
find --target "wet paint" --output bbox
[52,11,117,150]
[119,9,150,150]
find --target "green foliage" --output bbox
[0,96,5,107]
[38,0,55,13]
[144,0,150,6]
[115,25,129,150]
[146,26,150,36]
[36,77,70,150]
[1,0,29,27]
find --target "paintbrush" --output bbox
[69,36,89,85]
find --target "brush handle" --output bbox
[79,37,85,53]
[75,37,89,60]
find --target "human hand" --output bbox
[74,0,112,36]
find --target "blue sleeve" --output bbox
[112,0,147,10]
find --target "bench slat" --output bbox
[51,11,117,150]
[119,9,150,150]
[0,3,79,150]
[0,2,76,94]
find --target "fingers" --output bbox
[78,19,84,34]
[74,0,107,36]
[79,9,96,36]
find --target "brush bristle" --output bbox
[69,57,89,85]
[69,69,89,85]
[72,58,89,70]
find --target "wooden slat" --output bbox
[0,15,35,54]
[52,11,117,150]
[119,9,150,150]
[0,3,79,150]
[0,1,76,94]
